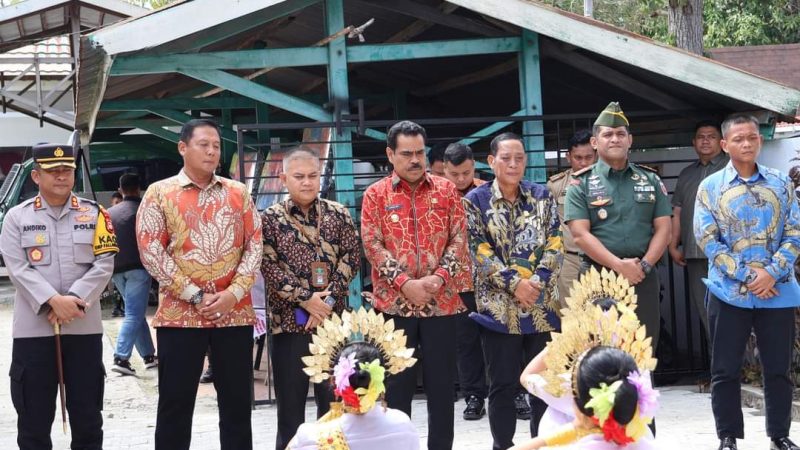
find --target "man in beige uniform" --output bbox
[547,130,596,308]
[1,143,117,450]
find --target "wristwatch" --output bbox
[639,260,653,275]
[189,290,204,305]
[744,269,757,284]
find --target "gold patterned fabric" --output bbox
[137,170,263,328]
[541,267,657,398]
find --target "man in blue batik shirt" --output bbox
[463,132,562,450]
[694,114,800,450]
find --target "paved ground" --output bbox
[0,304,797,449]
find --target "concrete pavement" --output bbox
[0,304,797,449]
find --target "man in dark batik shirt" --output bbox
[261,147,360,450]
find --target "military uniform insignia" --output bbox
[590,197,611,206]
[33,196,42,209]
[549,171,567,182]
[631,174,640,181]
[659,181,668,195]
[597,208,608,220]
[75,214,93,223]
[569,178,582,186]
[34,233,46,245]
[70,196,79,208]
[29,248,43,262]
[572,165,594,177]
[78,206,91,212]
[54,147,64,157]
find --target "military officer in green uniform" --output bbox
[547,129,596,309]
[564,102,671,349]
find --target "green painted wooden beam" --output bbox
[111,47,329,76]
[348,37,521,63]
[179,68,331,122]
[131,123,181,144]
[109,37,522,76]
[96,118,177,128]
[518,30,545,182]
[325,0,361,308]
[101,97,258,111]
[148,109,258,146]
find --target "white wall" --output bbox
[0,111,71,146]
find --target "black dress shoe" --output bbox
[718,437,737,450]
[772,437,800,450]
[462,395,485,420]
[514,392,531,420]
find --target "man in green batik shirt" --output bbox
[564,102,671,350]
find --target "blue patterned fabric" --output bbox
[463,180,562,334]
[694,162,800,308]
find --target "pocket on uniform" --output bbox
[9,360,25,414]
[20,233,51,266]
[73,232,95,264]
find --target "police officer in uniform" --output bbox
[0,144,117,450]
[546,129,596,309]
[564,103,671,349]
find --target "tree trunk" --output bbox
[668,0,704,55]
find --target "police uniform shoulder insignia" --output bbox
[33,196,42,209]
[93,206,118,255]
[549,171,567,182]
[571,164,594,177]
[70,196,79,209]
[635,163,659,174]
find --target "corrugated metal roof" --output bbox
[0,0,145,53]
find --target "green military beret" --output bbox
[594,102,629,128]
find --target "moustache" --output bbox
[408,164,422,170]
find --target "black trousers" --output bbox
[385,314,457,450]
[271,332,332,450]
[456,292,487,399]
[155,326,254,450]
[708,295,795,439]
[10,334,104,450]
[482,328,550,450]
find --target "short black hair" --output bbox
[119,173,140,194]
[428,145,445,164]
[111,192,123,200]
[443,143,474,166]
[567,129,593,152]
[721,113,760,138]
[179,118,221,144]
[387,120,426,150]
[694,120,721,136]
[489,132,523,156]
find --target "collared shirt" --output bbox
[361,172,468,317]
[0,193,116,338]
[694,162,800,308]
[261,198,360,335]
[565,159,671,258]
[672,152,729,259]
[547,168,580,254]
[137,170,262,328]
[452,178,486,293]
[459,178,487,197]
[463,180,563,335]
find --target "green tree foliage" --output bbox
[542,0,800,48]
